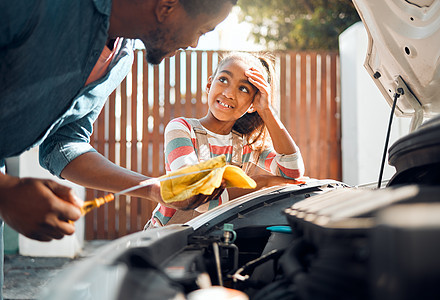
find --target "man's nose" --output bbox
[189,38,199,49]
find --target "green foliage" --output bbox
[237,0,360,50]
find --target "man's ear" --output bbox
[206,76,213,93]
[155,0,180,23]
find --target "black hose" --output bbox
[378,90,402,188]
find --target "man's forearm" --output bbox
[61,151,162,202]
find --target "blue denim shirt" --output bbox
[0,0,134,177]
[39,39,133,177]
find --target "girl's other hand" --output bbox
[165,180,226,210]
[228,174,303,200]
[252,174,301,190]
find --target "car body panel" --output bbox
[353,0,440,118]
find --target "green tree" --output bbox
[237,0,360,50]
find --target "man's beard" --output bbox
[143,27,172,65]
[145,48,167,65]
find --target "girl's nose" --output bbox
[222,86,234,99]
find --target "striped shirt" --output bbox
[149,117,305,227]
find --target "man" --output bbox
[0,0,234,268]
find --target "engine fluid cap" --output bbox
[223,223,237,243]
[266,225,292,233]
[223,223,234,231]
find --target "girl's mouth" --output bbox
[217,100,233,109]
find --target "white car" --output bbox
[40,1,440,299]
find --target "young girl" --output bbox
[148,52,305,227]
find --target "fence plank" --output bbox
[96,97,106,239]
[308,53,318,178]
[205,51,214,117]
[119,77,128,237]
[107,92,116,239]
[85,121,96,240]
[130,53,138,233]
[164,58,171,129]
[289,52,298,141]
[319,53,329,179]
[299,53,308,170]
[196,51,203,118]
[141,51,152,225]
[175,52,182,119]
[329,53,341,180]
[279,53,287,127]
[152,66,161,177]
[185,51,192,118]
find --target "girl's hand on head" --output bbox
[245,68,271,114]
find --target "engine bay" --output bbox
[108,182,440,300]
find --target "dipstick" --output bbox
[80,194,115,215]
[72,167,219,221]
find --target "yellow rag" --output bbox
[159,155,256,203]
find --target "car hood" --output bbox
[352,0,440,120]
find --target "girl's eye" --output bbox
[239,86,249,93]
[218,77,228,84]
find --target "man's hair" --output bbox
[180,0,237,17]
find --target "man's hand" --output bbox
[0,175,82,241]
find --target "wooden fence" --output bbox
[85,50,341,240]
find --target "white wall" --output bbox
[15,147,85,258]
[339,22,411,187]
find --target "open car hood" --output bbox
[353,0,440,122]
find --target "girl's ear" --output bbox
[206,76,213,93]
[247,104,256,113]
